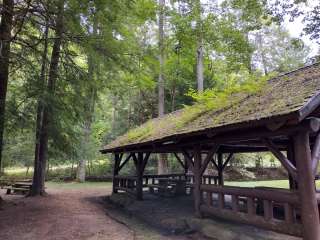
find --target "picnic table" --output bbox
[149,178,187,196]
[2,180,32,195]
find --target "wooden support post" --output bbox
[136,153,143,200]
[287,139,298,190]
[112,153,121,194]
[193,147,202,217]
[134,152,150,201]
[217,152,224,186]
[184,158,189,175]
[294,131,320,240]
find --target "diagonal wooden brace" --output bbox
[262,138,298,180]
[174,152,186,169]
[200,144,220,175]
[182,150,194,172]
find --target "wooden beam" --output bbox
[200,144,219,175]
[312,132,320,175]
[135,152,147,201]
[211,156,218,169]
[222,153,234,170]
[182,149,194,172]
[118,154,132,172]
[141,152,151,172]
[112,153,122,194]
[262,138,298,180]
[287,139,298,190]
[193,146,202,217]
[217,153,224,185]
[132,153,138,168]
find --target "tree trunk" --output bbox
[31,0,64,196]
[33,15,49,192]
[77,23,97,182]
[0,0,14,174]
[257,32,268,75]
[195,0,204,93]
[157,0,168,174]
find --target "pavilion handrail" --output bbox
[200,185,299,204]
[200,184,302,236]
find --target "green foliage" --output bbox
[1,0,313,177]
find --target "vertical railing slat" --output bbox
[218,193,224,209]
[232,195,239,212]
[247,197,255,216]
[263,200,273,221]
[284,203,294,223]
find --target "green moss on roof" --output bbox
[102,63,320,151]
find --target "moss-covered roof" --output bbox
[102,63,320,153]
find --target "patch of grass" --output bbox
[226,179,320,189]
[225,180,290,188]
[46,181,112,190]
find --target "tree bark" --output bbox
[33,15,49,191]
[157,0,168,174]
[31,0,64,196]
[0,0,14,174]
[195,0,204,93]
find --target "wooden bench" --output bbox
[3,180,32,195]
[4,186,29,195]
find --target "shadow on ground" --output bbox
[102,193,301,240]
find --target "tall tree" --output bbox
[158,0,168,174]
[33,7,49,189]
[0,0,14,173]
[251,24,310,73]
[77,20,98,182]
[31,0,65,195]
[195,0,204,93]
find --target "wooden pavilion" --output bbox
[101,63,320,240]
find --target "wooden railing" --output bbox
[113,174,219,196]
[143,173,187,185]
[143,173,218,186]
[113,175,137,195]
[200,185,302,237]
[186,174,219,185]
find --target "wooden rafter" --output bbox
[262,138,298,180]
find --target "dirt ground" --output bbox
[0,183,208,240]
